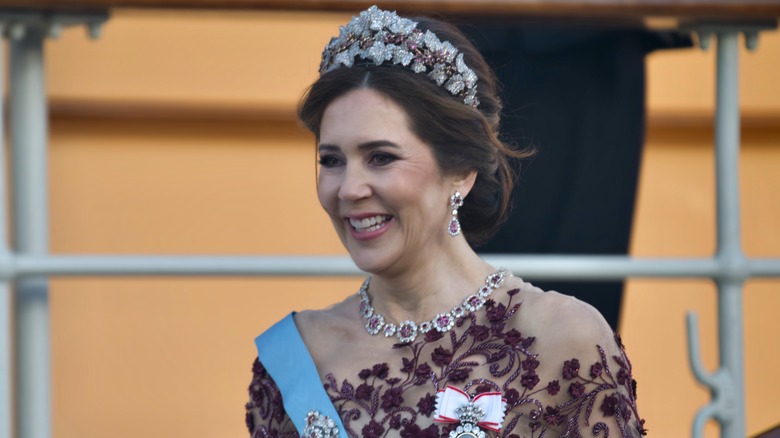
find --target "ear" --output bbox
[451,169,478,198]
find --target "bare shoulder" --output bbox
[293,293,367,366]
[294,294,360,340]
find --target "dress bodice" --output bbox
[246,280,646,438]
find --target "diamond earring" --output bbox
[448,191,464,237]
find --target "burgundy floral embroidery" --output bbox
[543,406,565,426]
[485,301,506,322]
[591,361,604,378]
[471,324,491,342]
[505,388,520,405]
[424,330,443,342]
[415,363,432,381]
[601,393,619,416]
[362,420,384,438]
[449,367,473,382]
[246,285,646,438]
[568,381,586,398]
[431,346,453,367]
[401,357,414,373]
[417,393,437,416]
[521,356,539,371]
[546,380,560,396]
[380,387,404,411]
[562,358,580,380]
[520,370,540,390]
[244,358,297,437]
[617,367,630,385]
[504,329,523,346]
[389,414,402,429]
[355,383,372,400]
[372,363,389,379]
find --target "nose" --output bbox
[338,162,372,201]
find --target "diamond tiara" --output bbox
[319,5,480,108]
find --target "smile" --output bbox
[348,215,392,233]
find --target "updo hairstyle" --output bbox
[299,16,531,246]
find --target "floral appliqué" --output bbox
[247,287,647,437]
[246,359,297,437]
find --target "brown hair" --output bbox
[299,17,531,246]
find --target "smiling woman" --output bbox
[246,6,646,438]
[298,16,525,248]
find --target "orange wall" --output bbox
[623,126,780,437]
[34,9,780,438]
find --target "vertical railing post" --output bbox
[687,27,753,438]
[713,30,746,438]
[10,24,51,438]
[0,24,13,438]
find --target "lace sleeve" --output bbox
[534,335,647,438]
[520,296,648,438]
[245,357,298,438]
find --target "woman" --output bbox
[246,6,645,438]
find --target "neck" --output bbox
[364,238,494,324]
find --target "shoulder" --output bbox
[500,278,646,437]
[292,294,367,364]
[294,293,362,340]
[506,278,618,356]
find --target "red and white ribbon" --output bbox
[433,386,507,432]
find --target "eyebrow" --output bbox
[318,140,401,153]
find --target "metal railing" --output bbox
[0,11,779,438]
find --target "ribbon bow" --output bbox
[433,386,507,432]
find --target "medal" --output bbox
[448,402,487,437]
[433,386,507,437]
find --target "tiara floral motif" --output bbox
[319,5,480,108]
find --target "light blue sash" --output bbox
[255,313,347,437]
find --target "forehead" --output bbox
[320,88,416,146]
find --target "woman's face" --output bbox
[317,88,460,276]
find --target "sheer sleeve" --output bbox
[524,295,647,438]
[245,357,298,438]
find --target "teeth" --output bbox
[349,215,389,232]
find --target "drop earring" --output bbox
[448,191,464,237]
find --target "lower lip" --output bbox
[347,217,393,241]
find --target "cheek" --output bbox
[316,177,338,214]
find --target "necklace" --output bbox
[358,268,511,344]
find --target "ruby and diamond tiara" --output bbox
[319,5,480,108]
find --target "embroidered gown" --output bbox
[245,278,646,438]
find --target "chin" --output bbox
[342,232,401,276]
[347,247,399,276]
[350,254,388,276]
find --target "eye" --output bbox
[369,152,398,167]
[318,155,344,168]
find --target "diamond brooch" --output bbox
[302,410,339,438]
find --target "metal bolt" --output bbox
[697,31,712,51]
[8,23,26,40]
[87,21,102,39]
[744,31,759,51]
[48,23,62,39]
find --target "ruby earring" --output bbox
[448,191,464,237]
